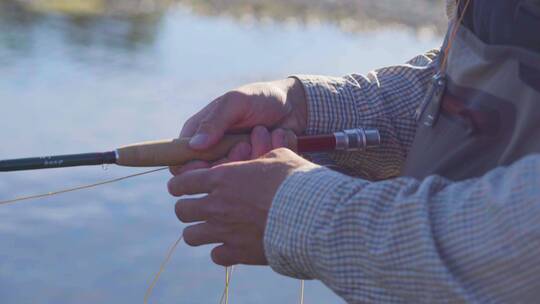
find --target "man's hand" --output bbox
[178,77,307,148]
[168,77,310,266]
[168,147,319,266]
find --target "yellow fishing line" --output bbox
[0,167,168,206]
[226,267,230,304]
[219,266,234,304]
[144,233,184,304]
[146,241,235,304]
[1,167,305,303]
[440,0,471,73]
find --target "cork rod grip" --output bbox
[115,132,298,167]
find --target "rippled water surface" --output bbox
[0,2,441,303]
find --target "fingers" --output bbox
[214,142,251,167]
[168,168,214,196]
[183,223,222,246]
[176,197,213,223]
[180,99,219,138]
[190,93,248,150]
[227,142,252,162]
[202,143,251,166]
[250,126,288,158]
[211,244,238,266]
[169,160,210,176]
[185,228,268,266]
[251,126,273,158]
[271,128,288,148]
[169,142,251,176]
[168,126,290,196]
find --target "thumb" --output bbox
[189,96,245,150]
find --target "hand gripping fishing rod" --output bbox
[0,128,380,172]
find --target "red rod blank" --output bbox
[297,134,336,153]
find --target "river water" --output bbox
[0,3,441,303]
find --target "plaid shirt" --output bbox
[263,1,540,303]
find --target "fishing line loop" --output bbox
[219,266,234,304]
[144,233,184,304]
[1,166,305,303]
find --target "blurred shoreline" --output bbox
[2,0,446,33]
[178,0,447,33]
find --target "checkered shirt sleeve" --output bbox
[265,154,540,303]
[292,49,439,180]
[264,3,540,301]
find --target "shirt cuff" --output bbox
[290,75,364,136]
[263,166,362,279]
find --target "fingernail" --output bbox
[189,133,208,148]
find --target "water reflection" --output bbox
[0,1,163,59]
[178,0,446,33]
[0,0,445,57]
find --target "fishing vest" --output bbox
[401,0,540,180]
[460,0,540,53]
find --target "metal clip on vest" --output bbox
[423,73,447,127]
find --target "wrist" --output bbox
[265,166,346,279]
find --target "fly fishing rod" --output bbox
[0,128,380,172]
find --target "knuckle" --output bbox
[210,166,229,185]
[182,117,194,130]
[223,90,245,103]
[265,149,280,158]
[275,147,290,154]
[271,147,291,157]
[222,90,249,108]
[265,150,277,158]
[198,119,216,132]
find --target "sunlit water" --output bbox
[0,4,441,303]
